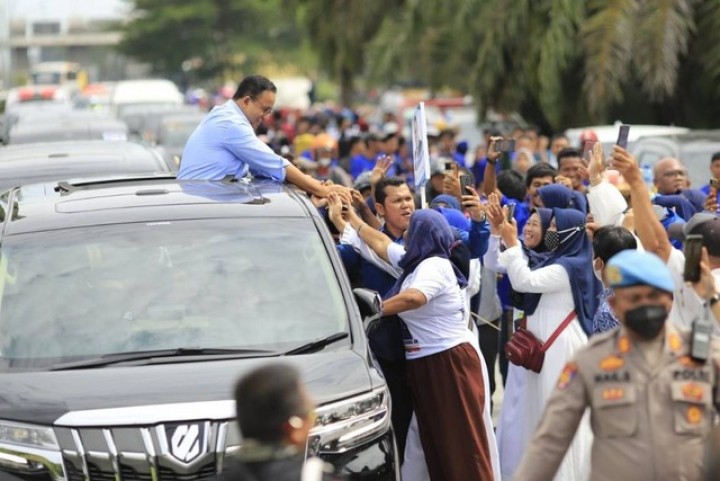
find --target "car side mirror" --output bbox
[353,288,382,320]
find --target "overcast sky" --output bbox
[8,0,128,20]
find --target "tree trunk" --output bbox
[340,66,354,107]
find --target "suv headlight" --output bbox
[307,387,391,455]
[0,420,63,479]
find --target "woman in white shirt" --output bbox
[497,207,598,481]
[347,208,494,481]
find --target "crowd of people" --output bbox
[188,76,720,481]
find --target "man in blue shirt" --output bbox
[179,75,346,198]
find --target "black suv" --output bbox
[0,176,398,481]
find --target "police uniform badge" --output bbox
[599,356,624,371]
[557,363,578,390]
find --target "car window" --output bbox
[0,219,348,370]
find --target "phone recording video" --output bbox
[506,203,516,223]
[683,234,703,283]
[616,124,630,149]
[460,175,473,194]
[582,141,597,164]
[497,139,516,153]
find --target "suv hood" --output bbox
[0,350,372,425]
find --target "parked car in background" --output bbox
[5,111,129,145]
[110,79,184,119]
[629,130,720,189]
[564,123,690,150]
[0,140,172,191]
[154,111,206,168]
[1,102,74,144]
[119,104,202,142]
[0,175,398,481]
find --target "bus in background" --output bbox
[28,62,88,91]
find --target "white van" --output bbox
[110,79,184,118]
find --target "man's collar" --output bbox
[228,99,251,124]
[381,225,404,242]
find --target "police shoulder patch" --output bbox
[557,362,578,390]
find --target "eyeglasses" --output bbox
[662,169,687,178]
[250,97,273,116]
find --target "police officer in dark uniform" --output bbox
[513,250,720,481]
[211,364,344,481]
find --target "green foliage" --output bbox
[118,0,308,82]
[119,0,720,128]
[366,0,720,129]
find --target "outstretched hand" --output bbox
[370,155,393,188]
[486,193,505,234]
[611,146,642,185]
[461,186,487,222]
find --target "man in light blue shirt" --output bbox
[179,75,345,198]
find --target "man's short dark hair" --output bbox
[557,147,582,169]
[592,226,637,263]
[525,162,558,188]
[234,364,306,443]
[711,152,720,163]
[233,75,277,100]
[374,176,407,205]
[497,170,527,201]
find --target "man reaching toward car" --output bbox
[179,75,349,200]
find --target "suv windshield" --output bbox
[0,219,348,370]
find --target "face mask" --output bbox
[544,230,559,250]
[544,223,584,251]
[318,157,332,167]
[624,304,668,340]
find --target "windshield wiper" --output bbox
[284,332,349,356]
[49,347,277,371]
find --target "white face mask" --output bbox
[318,157,332,167]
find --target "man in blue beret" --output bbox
[513,250,720,481]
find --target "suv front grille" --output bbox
[55,421,239,481]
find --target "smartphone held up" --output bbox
[616,124,630,149]
[683,234,703,283]
[460,175,473,194]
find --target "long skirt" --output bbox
[406,342,494,481]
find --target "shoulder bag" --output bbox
[505,311,576,373]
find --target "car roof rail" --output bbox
[54,173,178,194]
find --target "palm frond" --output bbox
[580,0,637,117]
[536,0,585,127]
[632,0,699,100]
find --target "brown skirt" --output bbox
[406,342,494,481]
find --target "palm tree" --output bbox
[290,0,404,106]
[365,0,720,129]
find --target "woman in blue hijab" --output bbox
[364,209,494,481]
[538,183,588,214]
[497,207,596,481]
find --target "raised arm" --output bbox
[341,202,393,264]
[498,219,568,293]
[586,142,627,227]
[481,137,502,197]
[611,146,672,262]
